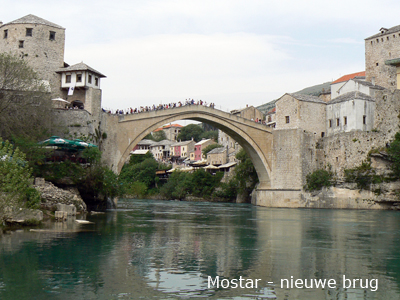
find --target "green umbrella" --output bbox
[39,136,97,151]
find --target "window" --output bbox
[336,118,340,126]
[329,119,332,128]
[285,116,290,123]
[321,132,325,138]
[19,40,24,48]
[363,115,366,125]
[49,31,55,41]
[76,74,82,82]
[376,63,379,66]
[65,75,71,83]
[95,77,99,86]
[3,29,8,39]
[88,74,92,84]
[344,116,347,125]
[26,28,32,37]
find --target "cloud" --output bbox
[65,33,292,109]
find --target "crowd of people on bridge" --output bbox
[102,99,216,115]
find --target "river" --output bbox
[1,199,400,299]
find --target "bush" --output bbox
[305,168,334,191]
[344,161,374,190]
[0,138,38,220]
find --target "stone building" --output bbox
[0,14,105,116]
[207,146,227,166]
[193,138,215,161]
[230,105,264,121]
[330,71,366,99]
[153,124,183,142]
[365,25,400,89]
[0,14,65,95]
[275,93,326,137]
[326,91,375,136]
[150,140,174,160]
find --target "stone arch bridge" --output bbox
[100,105,315,205]
[101,105,273,189]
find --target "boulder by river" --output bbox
[34,178,87,213]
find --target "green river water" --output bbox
[1,199,400,299]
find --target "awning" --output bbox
[218,162,237,169]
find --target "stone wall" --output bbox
[51,109,97,140]
[320,89,400,176]
[365,30,400,89]
[271,129,319,189]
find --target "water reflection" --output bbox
[0,200,400,299]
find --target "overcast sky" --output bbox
[3,0,400,112]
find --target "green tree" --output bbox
[200,130,218,141]
[231,149,258,202]
[388,132,400,179]
[0,53,53,139]
[177,124,204,142]
[0,138,40,220]
[153,130,167,142]
[202,143,223,157]
[305,168,335,191]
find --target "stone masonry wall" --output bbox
[51,109,97,140]
[272,129,319,189]
[320,89,400,176]
[0,22,65,97]
[365,31,400,89]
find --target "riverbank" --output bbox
[252,182,400,210]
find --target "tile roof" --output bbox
[366,25,400,40]
[331,71,365,84]
[287,93,326,104]
[208,147,226,154]
[2,14,64,29]
[154,124,183,132]
[327,91,374,105]
[195,139,213,145]
[56,62,106,77]
[353,79,385,90]
[266,107,276,114]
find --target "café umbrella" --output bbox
[39,136,97,151]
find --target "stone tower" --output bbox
[0,14,65,96]
[365,25,400,89]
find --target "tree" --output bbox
[0,53,52,139]
[388,132,400,179]
[177,124,204,142]
[232,149,258,202]
[202,143,223,157]
[153,130,167,142]
[0,138,40,220]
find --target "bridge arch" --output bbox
[104,106,273,189]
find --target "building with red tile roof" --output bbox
[331,71,365,84]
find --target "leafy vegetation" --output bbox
[0,138,41,220]
[305,167,335,191]
[177,123,218,142]
[202,143,223,157]
[0,53,53,140]
[388,132,400,179]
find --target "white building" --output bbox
[326,91,375,136]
